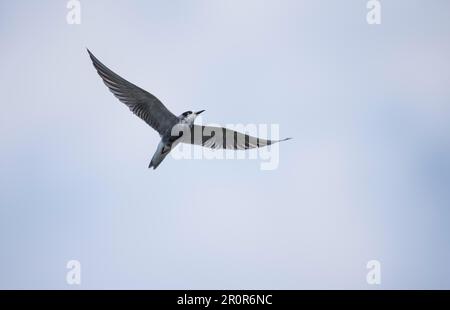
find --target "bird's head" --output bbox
[179,110,205,124]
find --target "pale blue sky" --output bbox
[0,0,449,289]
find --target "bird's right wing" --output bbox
[88,49,178,135]
[179,125,290,150]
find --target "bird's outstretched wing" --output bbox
[179,125,291,150]
[87,49,178,135]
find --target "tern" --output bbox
[87,49,291,169]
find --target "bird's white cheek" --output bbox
[184,115,196,124]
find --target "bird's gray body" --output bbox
[149,139,173,170]
[149,122,186,169]
[88,49,291,170]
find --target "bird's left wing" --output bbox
[87,49,178,136]
[179,125,291,150]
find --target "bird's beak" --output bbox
[196,110,206,115]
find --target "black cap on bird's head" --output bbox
[180,110,205,122]
[181,111,193,117]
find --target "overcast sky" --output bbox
[1,0,449,289]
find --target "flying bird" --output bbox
[87,49,291,169]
